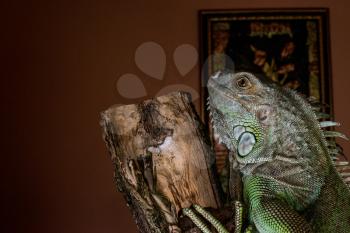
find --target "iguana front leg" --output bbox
[233,200,259,233]
[227,151,249,233]
[233,200,245,233]
[245,176,312,233]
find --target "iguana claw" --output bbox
[182,205,229,233]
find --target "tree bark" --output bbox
[101,92,224,233]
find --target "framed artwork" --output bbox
[199,9,333,171]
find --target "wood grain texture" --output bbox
[101,92,223,232]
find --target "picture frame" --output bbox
[199,9,333,171]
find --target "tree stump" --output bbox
[101,92,224,233]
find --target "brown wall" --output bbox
[4,0,350,232]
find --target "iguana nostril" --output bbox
[212,71,221,79]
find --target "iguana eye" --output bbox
[236,76,252,89]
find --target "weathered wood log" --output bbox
[101,92,224,233]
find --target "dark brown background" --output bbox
[3,1,350,232]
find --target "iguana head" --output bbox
[207,70,279,165]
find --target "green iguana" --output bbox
[182,70,350,233]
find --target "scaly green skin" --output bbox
[207,70,350,233]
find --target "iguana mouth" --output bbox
[209,106,228,143]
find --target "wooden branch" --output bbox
[101,92,224,233]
